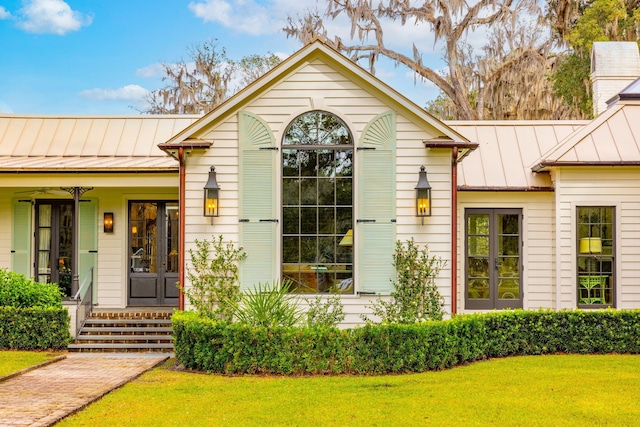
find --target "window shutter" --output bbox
[12,199,32,277]
[238,111,277,290]
[357,111,397,294]
[79,199,97,298]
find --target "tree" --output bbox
[143,41,281,115]
[550,0,640,118]
[285,0,574,120]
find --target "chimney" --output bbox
[591,42,640,116]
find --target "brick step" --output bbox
[84,319,172,326]
[67,343,174,352]
[75,335,173,342]
[88,312,173,320]
[71,311,176,353]
[80,326,173,334]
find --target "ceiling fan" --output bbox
[14,187,70,197]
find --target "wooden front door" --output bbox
[128,201,179,306]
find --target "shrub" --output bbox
[0,306,72,349]
[184,236,246,321]
[233,280,304,328]
[306,292,345,328]
[173,309,640,375]
[0,269,63,308]
[365,239,446,323]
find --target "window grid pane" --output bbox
[282,111,353,294]
[577,207,615,306]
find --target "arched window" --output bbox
[281,111,354,293]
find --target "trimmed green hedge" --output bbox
[173,309,640,375]
[0,307,72,350]
[0,269,63,308]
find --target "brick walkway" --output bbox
[0,354,168,427]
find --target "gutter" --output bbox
[532,160,640,173]
[158,139,212,312]
[458,186,554,192]
[424,139,479,316]
[451,147,458,316]
[178,147,186,311]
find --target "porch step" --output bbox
[69,311,175,353]
[67,343,174,352]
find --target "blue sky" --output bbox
[0,0,442,115]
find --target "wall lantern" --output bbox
[103,212,114,233]
[204,166,220,218]
[415,166,432,223]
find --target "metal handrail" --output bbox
[73,267,94,338]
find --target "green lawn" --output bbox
[58,354,640,426]
[0,350,60,377]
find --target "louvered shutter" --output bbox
[357,111,397,294]
[79,199,97,299]
[238,111,277,290]
[12,199,32,277]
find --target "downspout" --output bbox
[451,147,458,316]
[178,147,186,311]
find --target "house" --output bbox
[2,39,640,331]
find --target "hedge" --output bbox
[173,309,640,375]
[0,269,62,308]
[0,307,72,350]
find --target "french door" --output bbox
[35,200,74,296]
[128,202,179,306]
[465,208,523,309]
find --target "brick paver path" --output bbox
[0,354,168,427]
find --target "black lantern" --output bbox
[415,166,432,221]
[204,166,220,217]
[103,212,114,233]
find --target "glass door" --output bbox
[466,208,522,309]
[128,201,178,306]
[35,201,74,297]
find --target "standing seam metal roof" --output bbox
[448,120,588,189]
[0,115,200,170]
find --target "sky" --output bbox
[0,0,444,115]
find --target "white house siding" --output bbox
[554,167,640,309]
[181,59,454,326]
[456,192,556,312]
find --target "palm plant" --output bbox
[233,280,304,328]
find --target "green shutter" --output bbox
[357,111,397,294]
[79,199,97,298]
[12,199,32,277]
[238,111,277,290]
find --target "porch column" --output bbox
[62,186,92,296]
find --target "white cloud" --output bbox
[189,0,318,36]
[17,0,92,35]
[78,85,149,102]
[0,6,11,19]
[136,63,166,79]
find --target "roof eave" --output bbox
[0,168,179,174]
[459,185,554,192]
[163,39,470,146]
[533,160,640,172]
[158,139,213,160]
[423,139,479,162]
